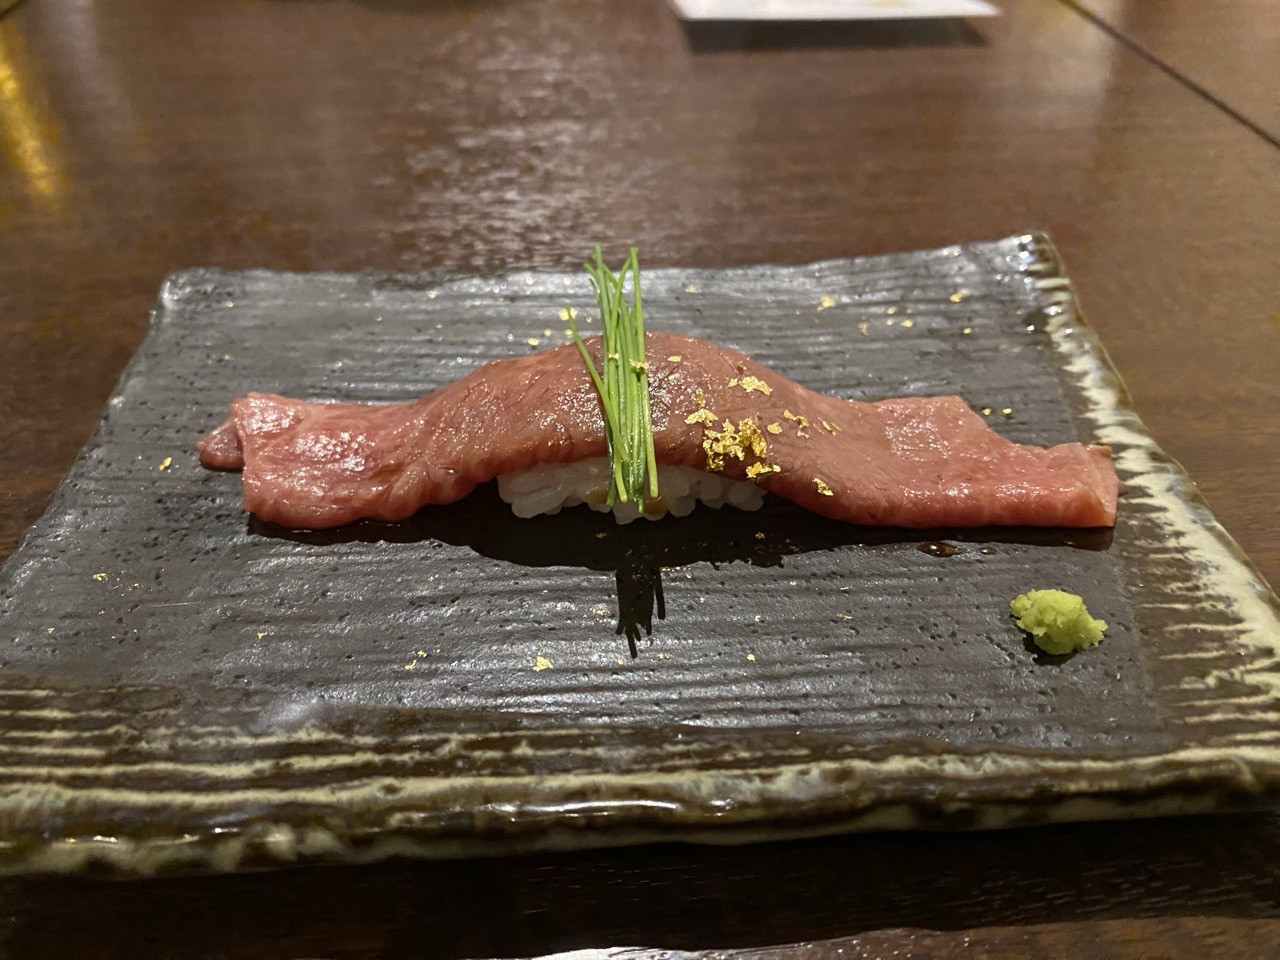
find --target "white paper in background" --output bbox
[668,0,998,20]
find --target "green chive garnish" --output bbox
[564,246,659,507]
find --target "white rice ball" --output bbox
[496,458,765,523]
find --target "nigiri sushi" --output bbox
[198,330,1119,530]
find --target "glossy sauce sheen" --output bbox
[199,332,1119,530]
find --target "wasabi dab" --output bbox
[1010,589,1107,655]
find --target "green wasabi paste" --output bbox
[1010,589,1107,655]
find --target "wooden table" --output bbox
[1064,0,1280,140]
[1,0,1277,956]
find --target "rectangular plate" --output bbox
[2,234,1278,877]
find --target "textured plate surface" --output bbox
[1,234,1278,876]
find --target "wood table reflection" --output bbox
[1,0,1277,956]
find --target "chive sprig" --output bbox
[565,246,659,507]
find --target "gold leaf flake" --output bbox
[817,295,836,311]
[736,376,773,396]
[667,354,682,362]
[404,660,417,671]
[820,420,840,434]
[157,457,172,471]
[766,422,782,435]
[685,408,717,427]
[526,337,540,346]
[755,532,766,540]
[746,652,757,661]
[533,655,553,672]
[699,417,767,472]
[783,409,811,434]
[91,573,107,582]
[962,326,972,335]
[981,407,993,415]
[858,322,869,336]
[950,291,967,302]
[814,477,834,496]
[685,283,699,293]
[900,319,915,328]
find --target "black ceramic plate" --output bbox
[3,234,1279,876]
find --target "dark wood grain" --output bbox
[1062,0,1280,143]
[1,0,1278,956]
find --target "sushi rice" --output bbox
[497,458,765,524]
